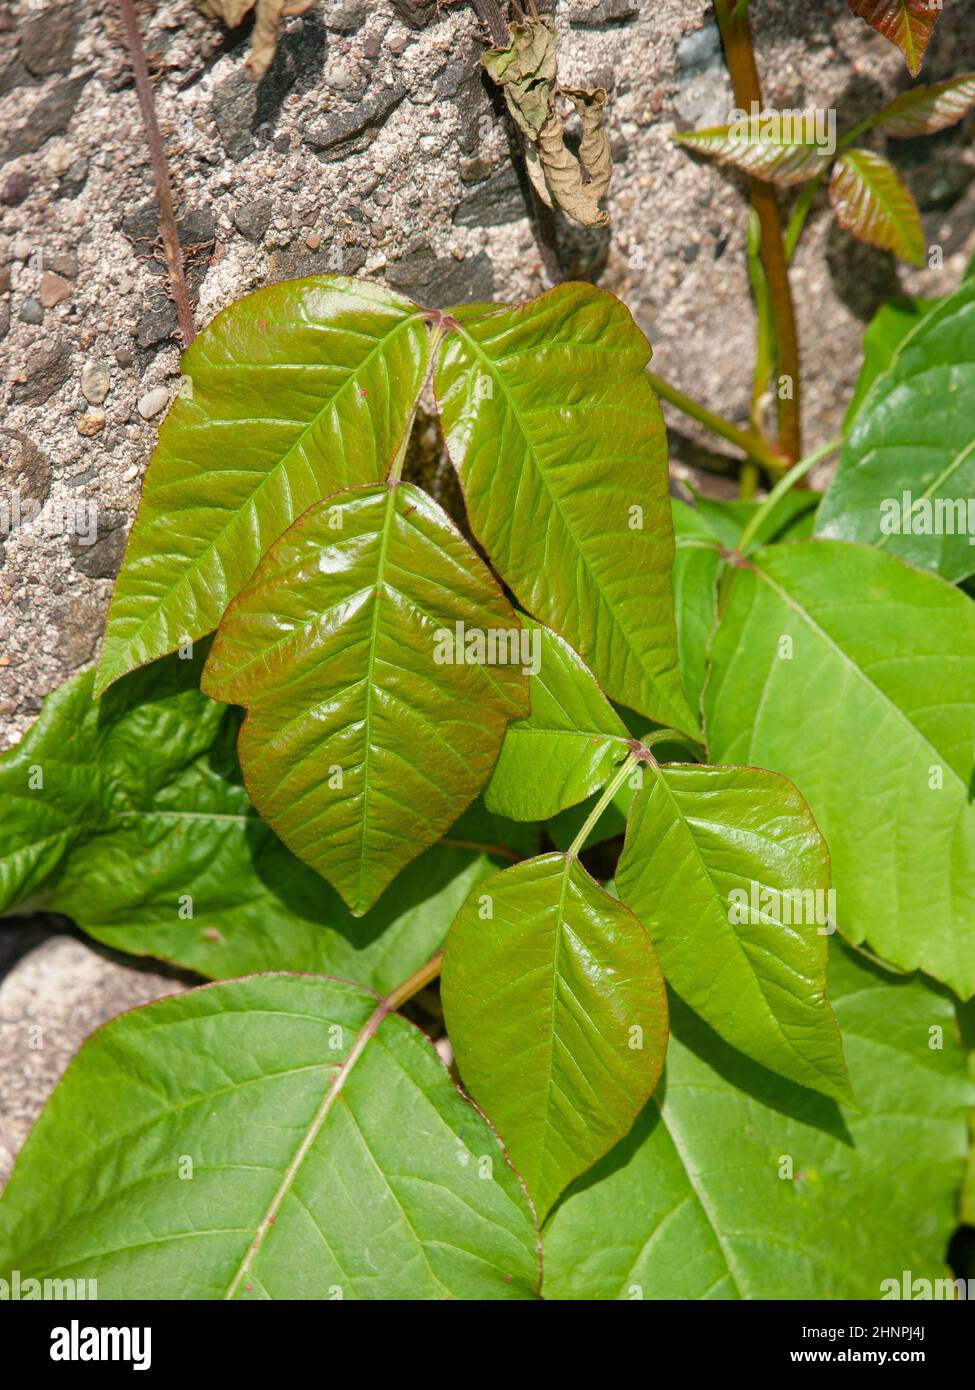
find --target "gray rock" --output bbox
[70,507,128,579]
[384,241,495,305]
[137,386,169,420]
[11,340,72,406]
[80,360,111,405]
[304,84,407,161]
[435,40,489,155]
[389,0,437,29]
[18,298,44,325]
[212,21,326,162]
[233,198,273,242]
[0,301,9,342]
[20,6,79,78]
[0,430,52,514]
[135,298,178,350]
[0,934,188,1185]
[453,162,528,228]
[267,241,367,281]
[2,71,90,162]
[568,0,638,26]
[57,156,88,200]
[319,0,369,31]
[673,24,732,131]
[677,23,723,75]
[0,56,36,98]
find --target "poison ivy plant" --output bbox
[2,241,973,1306]
[818,280,975,582]
[0,975,541,1299]
[441,852,669,1222]
[200,482,529,914]
[544,943,974,1298]
[847,0,943,76]
[95,278,431,695]
[705,540,975,998]
[0,653,532,992]
[677,65,975,265]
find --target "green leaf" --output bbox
[0,974,540,1299]
[828,148,925,264]
[876,73,975,137]
[484,623,630,822]
[847,1,942,78]
[441,853,668,1222]
[819,281,975,582]
[543,942,974,1298]
[671,500,723,719]
[616,763,853,1105]
[843,294,938,431]
[692,493,821,549]
[95,277,430,694]
[435,284,697,737]
[675,116,833,186]
[704,540,975,998]
[0,659,533,992]
[202,482,529,916]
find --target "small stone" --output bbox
[19,298,44,325]
[38,272,71,308]
[0,171,32,206]
[57,157,88,199]
[81,360,110,405]
[45,250,79,278]
[305,231,321,251]
[76,410,105,437]
[233,199,273,244]
[11,338,71,404]
[138,386,168,420]
[389,0,436,28]
[115,347,134,369]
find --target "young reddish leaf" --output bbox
[847,1,942,77]
[202,483,529,916]
[676,117,831,186]
[442,854,668,1222]
[829,148,925,265]
[875,73,975,137]
[95,277,430,696]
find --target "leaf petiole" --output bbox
[734,434,843,555]
[567,752,640,858]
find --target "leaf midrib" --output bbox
[99,313,425,685]
[751,554,969,796]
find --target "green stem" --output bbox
[567,753,640,858]
[735,434,843,554]
[648,371,787,473]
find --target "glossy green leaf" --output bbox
[0,975,540,1299]
[675,117,832,186]
[693,493,821,549]
[819,281,975,582]
[544,942,974,1298]
[848,0,941,78]
[704,540,975,998]
[203,482,529,916]
[616,763,853,1105]
[671,500,723,718]
[876,73,975,137]
[828,148,925,264]
[484,623,630,822]
[96,277,430,694]
[0,659,532,992]
[441,853,668,1221]
[843,294,938,431]
[435,284,697,737]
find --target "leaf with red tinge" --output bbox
[847,1,942,77]
[829,148,925,265]
[675,116,832,186]
[875,73,975,137]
